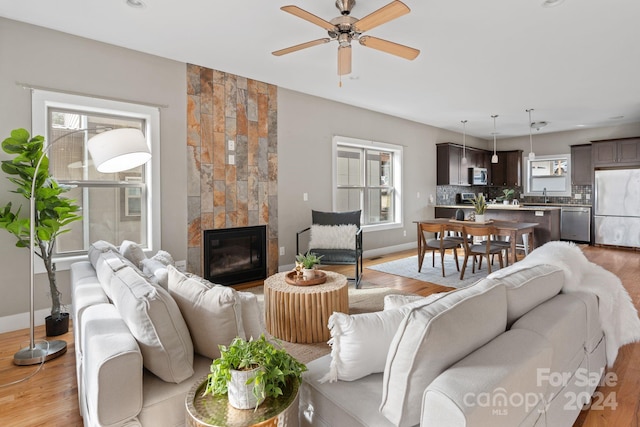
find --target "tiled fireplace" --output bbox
[186,64,278,277]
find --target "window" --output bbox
[32,90,160,267]
[333,136,403,230]
[523,153,572,197]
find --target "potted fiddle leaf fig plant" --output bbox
[0,129,82,336]
[204,334,307,410]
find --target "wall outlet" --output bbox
[574,193,583,199]
[228,140,235,151]
[228,154,235,165]
[403,230,407,237]
[279,246,285,256]
[585,194,591,200]
[303,192,308,201]
[416,192,420,199]
[175,260,187,272]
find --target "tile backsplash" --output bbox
[436,185,592,205]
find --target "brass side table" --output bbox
[264,271,348,343]
[186,376,299,427]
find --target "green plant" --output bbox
[295,250,323,269]
[471,194,487,215]
[502,188,515,201]
[205,335,307,408]
[0,129,82,320]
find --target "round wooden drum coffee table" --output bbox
[264,271,348,343]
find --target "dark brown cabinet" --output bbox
[436,143,489,185]
[490,150,522,186]
[592,138,640,167]
[571,144,592,185]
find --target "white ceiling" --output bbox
[2,0,640,139]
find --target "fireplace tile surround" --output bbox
[186,64,278,278]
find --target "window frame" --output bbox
[523,153,572,197]
[332,135,403,232]
[31,89,161,272]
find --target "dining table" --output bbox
[415,219,539,265]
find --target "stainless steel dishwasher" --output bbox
[561,206,591,243]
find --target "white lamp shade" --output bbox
[491,154,499,163]
[529,151,536,160]
[87,128,151,173]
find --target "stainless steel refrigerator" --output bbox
[594,168,640,247]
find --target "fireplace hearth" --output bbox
[203,225,267,286]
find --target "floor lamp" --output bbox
[13,128,151,365]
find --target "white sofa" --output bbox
[300,249,613,426]
[70,241,266,427]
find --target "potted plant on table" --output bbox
[501,188,515,205]
[0,129,82,336]
[205,334,307,410]
[295,250,323,279]
[471,194,488,223]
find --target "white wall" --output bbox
[0,18,186,330]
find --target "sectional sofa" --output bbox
[70,241,266,426]
[300,242,639,427]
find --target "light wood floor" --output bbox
[0,246,638,426]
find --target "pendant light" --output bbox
[526,108,536,160]
[461,120,468,165]
[491,114,499,164]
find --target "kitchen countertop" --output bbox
[437,204,561,211]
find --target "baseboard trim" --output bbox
[0,308,51,334]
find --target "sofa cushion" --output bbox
[511,293,588,396]
[383,293,442,310]
[110,266,194,383]
[380,280,507,427]
[309,224,358,250]
[422,329,553,427]
[166,265,245,359]
[312,209,361,227]
[87,240,119,267]
[94,250,131,299]
[120,240,147,268]
[488,263,564,326]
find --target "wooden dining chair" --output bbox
[460,225,504,280]
[418,223,461,277]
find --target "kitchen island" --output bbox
[435,204,561,247]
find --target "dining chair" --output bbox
[460,225,504,280]
[418,223,461,277]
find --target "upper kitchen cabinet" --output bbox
[592,137,640,167]
[437,143,487,185]
[490,150,523,186]
[571,144,592,185]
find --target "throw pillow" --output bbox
[110,266,194,383]
[309,224,358,250]
[88,240,119,268]
[141,258,169,290]
[152,250,175,266]
[119,240,147,269]
[383,294,431,310]
[166,265,245,359]
[320,295,439,383]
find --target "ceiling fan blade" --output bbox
[272,38,331,56]
[338,45,352,75]
[359,36,420,60]
[353,1,410,33]
[281,5,336,31]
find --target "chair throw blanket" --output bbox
[488,241,640,367]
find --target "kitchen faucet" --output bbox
[543,187,549,203]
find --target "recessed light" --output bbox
[126,0,146,8]
[576,124,586,127]
[542,0,565,7]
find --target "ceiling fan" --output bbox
[272,0,420,76]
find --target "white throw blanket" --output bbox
[488,241,640,367]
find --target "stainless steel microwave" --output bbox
[469,168,488,185]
